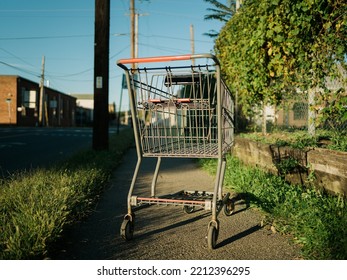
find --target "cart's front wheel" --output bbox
[120,216,134,241]
[207,223,219,249]
[183,205,195,214]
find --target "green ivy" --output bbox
[215,0,347,116]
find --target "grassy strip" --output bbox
[0,128,134,260]
[239,129,347,152]
[200,156,347,259]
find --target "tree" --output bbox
[203,0,236,37]
[215,0,347,127]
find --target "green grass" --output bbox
[200,155,347,259]
[2,127,345,259]
[239,129,347,152]
[0,128,134,260]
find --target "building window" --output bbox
[293,102,308,120]
[21,88,37,109]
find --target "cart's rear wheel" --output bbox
[223,199,235,216]
[207,223,219,249]
[183,205,195,214]
[120,216,134,241]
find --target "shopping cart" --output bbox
[117,54,234,249]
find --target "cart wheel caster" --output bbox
[120,215,134,241]
[207,222,219,249]
[223,199,235,216]
[183,205,195,214]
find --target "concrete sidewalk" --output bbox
[52,148,302,260]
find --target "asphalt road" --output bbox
[0,127,114,177]
[51,148,302,260]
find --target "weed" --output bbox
[327,133,347,152]
[199,155,347,259]
[276,157,300,174]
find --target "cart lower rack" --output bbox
[131,191,234,214]
[117,54,234,249]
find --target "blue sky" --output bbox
[0,0,225,109]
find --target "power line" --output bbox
[0,60,40,77]
[0,9,93,12]
[109,45,131,60]
[138,42,190,54]
[0,45,129,90]
[45,45,130,80]
[139,33,211,43]
[139,9,205,21]
[47,68,93,79]
[0,47,36,67]
[0,34,93,41]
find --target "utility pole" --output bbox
[93,0,110,150]
[39,55,45,126]
[133,12,148,67]
[190,24,195,65]
[135,13,139,61]
[130,0,136,69]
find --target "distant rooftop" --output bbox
[70,94,93,100]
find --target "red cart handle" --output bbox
[118,54,191,65]
[117,53,219,69]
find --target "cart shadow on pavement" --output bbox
[131,192,262,250]
[217,224,263,249]
[134,209,211,240]
[215,192,263,249]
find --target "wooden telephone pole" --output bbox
[39,55,45,126]
[130,0,135,69]
[93,0,110,150]
[190,24,195,65]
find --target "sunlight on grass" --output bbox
[0,128,134,259]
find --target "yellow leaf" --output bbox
[268,47,273,56]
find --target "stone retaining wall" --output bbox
[232,137,347,196]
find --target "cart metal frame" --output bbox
[117,54,234,249]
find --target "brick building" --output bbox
[0,75,76,126]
